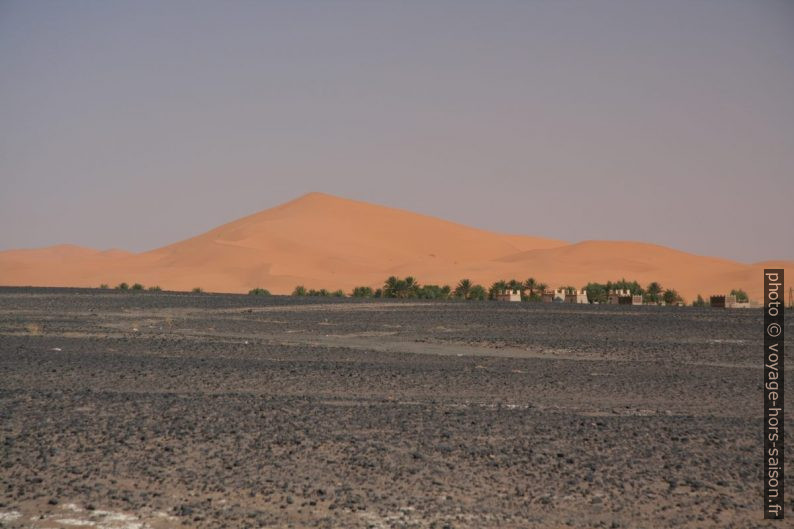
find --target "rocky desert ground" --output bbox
[0,287,791,528]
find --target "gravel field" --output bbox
[0,287,791,528]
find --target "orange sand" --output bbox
[0,193,789,302]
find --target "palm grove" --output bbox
[287,276,724,305]
[104,277,749,305]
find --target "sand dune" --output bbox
[0,192,790,301]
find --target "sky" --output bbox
[1,0,793,262]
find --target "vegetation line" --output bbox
[99,277,750,306]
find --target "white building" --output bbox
[608,289,629,305]
[542,289,566,303]
[726,294,751,309]
[712,294,752,309]
[496,289,521,302]
[608,289,642,305]
[564,288,589,304]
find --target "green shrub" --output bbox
[662,289,681,305]
[692,294,706,307]
[192,287,203,293]
[248,287,271,296]
[148,285,162,291]
[468,284,486,300]
[351,286,374,298]
[417,284,451,300]
[292,285,307,296]
[131,283,144,291]
[115,282,129,291]
[99,283,109,289]
[585,283,608,304]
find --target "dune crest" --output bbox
[0,192,789,301]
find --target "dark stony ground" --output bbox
[0,287,791,528]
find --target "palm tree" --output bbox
[523,277,537,297]
[537,282,548,294]
[404,276,420,298]
[507,279,522,291]
[646,282,663,303]
[663,288,680,305]
[488,280,507,300]
[469,284,486,300]
[383,276,403,298]
[454,279,472,299]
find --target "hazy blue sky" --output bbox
[1,0,792,262]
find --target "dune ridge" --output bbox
[0,192,790,301]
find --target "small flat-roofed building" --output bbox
[495,289,521,302]
[565,288,589,304]
[608,289,634,305]
[710,295,726,308]
[725,294,751,309]
[542,289,566,303]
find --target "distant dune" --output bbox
[0,192,789,301]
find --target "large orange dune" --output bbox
[0,192,790,302]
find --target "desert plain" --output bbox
[0,287,791,529]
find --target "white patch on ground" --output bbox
[357,506,423,529]
[40,505,153,529]
[0,511,22,522]
[96,512,143,528]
